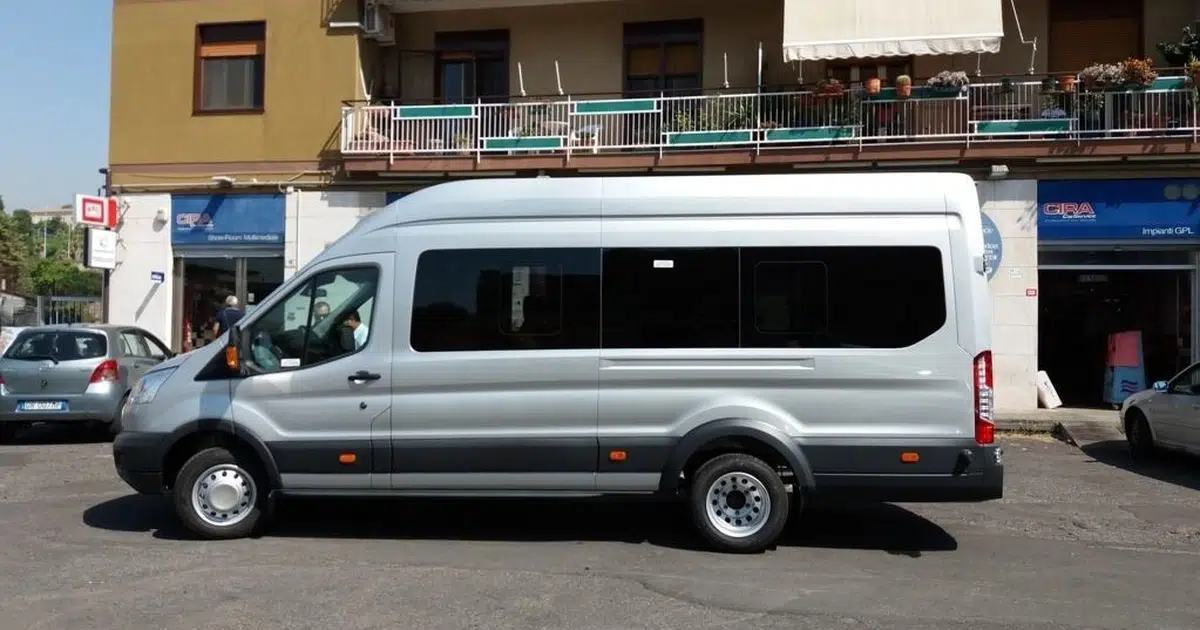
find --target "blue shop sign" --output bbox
[1037,179,1200,240]
[171,193,285,247]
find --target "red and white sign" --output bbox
[1025,288,1038,297]
[75,194,118,229]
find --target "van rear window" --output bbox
[4,330,108,361]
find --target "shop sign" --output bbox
[980,213,1002,281]
[171,193,285,247]
[1037,179,1200,240]
[84,228,117,270]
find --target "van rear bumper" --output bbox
[803,440,1004,503]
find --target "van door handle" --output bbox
[348,371,381,382]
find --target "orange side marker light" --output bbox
[338,453,357,465]
[900,452,920,463]
[608,450,627,463]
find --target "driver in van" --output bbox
[312,301,330,325]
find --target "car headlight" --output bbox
[131,368,177,405]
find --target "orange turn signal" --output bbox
[338,453,357,465]
[900,452,920,463]
[608,450,627,463]
[223,345,239,371]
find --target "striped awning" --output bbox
[783,0,1005,61]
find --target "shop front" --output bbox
[170,193,286,352]
[1037,178,1200,408]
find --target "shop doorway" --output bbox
[176,256,284,351]
[1039,268,1192,408]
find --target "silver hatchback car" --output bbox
[0,324,174,442]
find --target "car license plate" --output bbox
[17,401,66,412]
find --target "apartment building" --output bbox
[109,0,1200,410]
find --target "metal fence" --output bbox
[342,74,1199,157]
[0,296,102,328]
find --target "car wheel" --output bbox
[173,446,268,540]
[1126,409,1156,459]
[108,393,129,438]
[689,452,790,553]
[0,423,20,444]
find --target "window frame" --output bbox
[119,330,152,358]
[193,21,267,115]
[622,19,704,98]
[138,331,172,360]
[238,263,382,376]
[432,29,510,104]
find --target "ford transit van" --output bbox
[112,172,1002,553]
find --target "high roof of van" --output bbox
[325,172,978,259]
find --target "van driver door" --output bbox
[231,252,395,491]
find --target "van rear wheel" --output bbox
[689,452,789,553]
[174,446,267,539]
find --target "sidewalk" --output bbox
[996,407,1119,432]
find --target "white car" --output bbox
[1120,362,1200,458]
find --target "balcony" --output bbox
[339,73,1200,171]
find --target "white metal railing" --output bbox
[341,81,1199,157]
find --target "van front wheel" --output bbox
[174,447,267,539]
[689,452,790,553]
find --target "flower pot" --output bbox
[1059,74,1076,92]
[865,78,882,95]
[897,84,912,98]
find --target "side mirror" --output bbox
[1153,380,1168,392]
[224,325,242,374]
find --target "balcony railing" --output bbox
[340,76,1199,159]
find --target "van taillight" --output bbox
[89,359,119,383]
[974,350,994,445]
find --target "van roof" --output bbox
[326,172,977,259]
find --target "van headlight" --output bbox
[131,368,176,405]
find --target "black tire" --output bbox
[1126,410,1156,459]
[108,394,129,438]
[689,452,790,553]
[0,422,20,444]
[173,446,269,539]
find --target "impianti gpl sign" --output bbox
[75,194,118,229]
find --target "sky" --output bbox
[0,2,111,212]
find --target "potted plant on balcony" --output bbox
[816,77,846,97]
[1186,57,1200,89]
[927,70,969,96]
[1079,63,1121,91]
[1058,73,1077,92]
[895,74,913,98]
[1118,57,1157,90]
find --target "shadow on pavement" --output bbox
[1081,440,1200,492]
[82,494,957,555]
[5,422,110,446]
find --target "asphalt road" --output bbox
[1,429,1198,630]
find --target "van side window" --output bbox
[602,248,740,349]
[244,266,380,372]
[411,248,601,352]
[740,246,946,349]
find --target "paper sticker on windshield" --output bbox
[653,259,674,269]
[280,358,301,368]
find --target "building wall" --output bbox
[390,0,1199,101]
[284,190,388,280]
[108,194,176,344]
[109,0,363,186]
[978,179,1039,411]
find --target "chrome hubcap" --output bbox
[191,464,257,527]
[705,472,771,538]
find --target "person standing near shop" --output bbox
[213,295,245,339]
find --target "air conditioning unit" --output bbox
[362,0,395,44]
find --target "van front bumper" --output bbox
[113,431,168,495]
[805,440,1004,503]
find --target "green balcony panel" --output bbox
[975,119,1072,134]
[395,105,475,119]
[573,99,659,114]
[763,127,856,142]
[483,136,565,150]
[664,130,754,145]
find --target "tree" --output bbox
[0,212,28,293]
